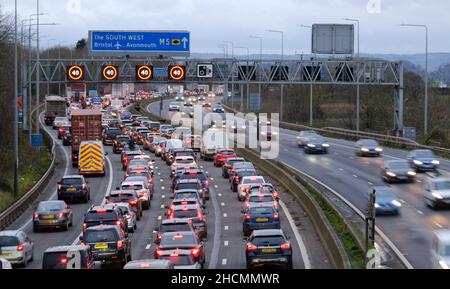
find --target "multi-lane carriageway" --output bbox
[5,107,332,269]
[148,97,450,269]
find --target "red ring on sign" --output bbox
[68,66,84,81]
[102,65,118,81]
[169,65,185,81]
[138,65,152,80]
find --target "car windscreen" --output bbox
[218,150,235,155]
[109,194,135,202]
[0,236,19,247]
[37,202,64,211]
[129,161,148,167]
[85,211,117,221]
[160,224,191,233]
[180,174,207,182]
[121,184,143,191]
[176,183,200,190]
[116,137,130,143]
[176,158,195,164]
[415,150,435,158]
[175,192,199,199]
[160,234,196,246]
[106,129,122,136]
[61,178,82,185]
[84,229,118,243]
[252,236,285,246]
[173,209,198,219]
[238,171,256,178]
[360,140,378,146]
[243,177,265,184]
[435,181,450,191]
[387,161,410,170]
[160,255,195,266]
[249,195,274,202]
[249,207,274,215]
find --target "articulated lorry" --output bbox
[71,110,102,167]
[44,95,67,126]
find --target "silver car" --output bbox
[159,249,202,269]
[0,230,34,267]
[124,259,174,269]
[237,176,266,202]
[424,177,450,209]
[115,203,137,233]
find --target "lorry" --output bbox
[78,141,106,176]
[44,95,67,126]
[71,110,102,167]
[69,83,87,108]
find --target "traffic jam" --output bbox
[0,91,293,270]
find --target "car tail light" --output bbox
[273,202,278,207]
[117,240,124,249]
[246,202,250,208]
[244,215,252,220]
[33,213,39,219]
[58,212,65,218]
[246,243,257,251]
[116,220,121,226]
[280,243,291,250]
[60,257,68,264]
[197,211,203,219]
[126,214,132,220]
[130,200,137,205]
[240,187,246,192]
[191,248,201,257]
[17,244,24,251]
[83,223,87,231]
[155,248,163,257]
[273,192,279,198]
[58,184,62,190]
[272,214,279,219]
[204,180,209,185]
[82,184,87,189]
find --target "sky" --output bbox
[2,0,450,55]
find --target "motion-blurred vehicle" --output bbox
[303,135,330,154]
[296,130,319,147]
[0,230,34,267]
[424,177,450,209]
[245,229,292,269]
[381,160,416,183]
[57,175,90,203]
[355,139,383,157]
[123,259,174,269]
[370,186,402,215]
[33,200,73,232]
[431,230,450,269]
[42,245,95,269]
[243,204,280,236]
[408,149,440,172]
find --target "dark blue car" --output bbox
[408,149,440,172]
[243,204,280,236]
[369,186,402,215]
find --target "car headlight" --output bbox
[391,200,402,207]
[413,160,423,165]
[231,126,236,129]
[407,171,416,176]
[296,136,301,139]
[307,144,316,148]
[322,144,330,148]
[241,126,246,129]
[439,260,450,269]
[432,192,444,200]
[432,160,440,165]
[374,203,380,208]
[261,132,267,135]
[361,148,369,152]
[375,147,383,152]
[386,171,396,177]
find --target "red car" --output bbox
[57,125,71,139]
[214,149,237,167]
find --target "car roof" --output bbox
[124,259,172,269]
[111,189,136,195]
[121,180,145,186]
[173,204,200,211]
[252,229,284,237]
[86,224,120,231]
[89,204,116,211]
[62,175,83,179]
[38,200,65,205]
[44,245,90,253]
[161,218,191,225]
[177,179,201,184]
[161,231,196,238]
[175,189,200,194]
[0,230,22,237]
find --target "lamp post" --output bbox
[46,38,56,96]
[235,46,250,112]
[342,18,360,58]
[266,29,284,60]
[13,0,19,198]
[399,23,429,136]
[223,41,234,58]
[298,24,313,126]
[249,35,263,60]
[223,41,235,106]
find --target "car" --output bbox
[202,102,212,109]
[175,95,185,102]
[124,174,154,199]
[228,162,255,183]
[80,225,131,267]
[83,205,128,233]
[113,135,131,153]
[0,258,12,269]
[0,230,34,267]
[303,135,330,154]
[214,149,237,167]
[120,180,151,210]
[231,168,257,193]
[103,127,123,145]
[158,249,202,269]
[105,190,143,219]
[129,155,155,171]
[114,203,137,233]
[212,107,225,114]
[243,204,280,236]
[159,124,174,135]
[381,160,416,183]
[237,176,266,201]
[370,186,402,215]
[222,157,245,178]
[42,245,96,269]
[169,102,181,111]
[153,138,167,156]
[167,148,196,165]
[167,204,207,239]
[245,229,292,269]
[52,117,69,129]
[171,156,198,175]
[163,139,184,161]
[57,175,90,203]
[121,150,144,170]
[260,122,278,141]
[424,177,450,209]
[172,190,205,207]
[296,130,319,147]
[143,133,159,150]
[57,125,71,139]
[408,149,440,172]
[154,219,196,244]
[355,139,383,157]
[174,170,210,200]
[33,200,73,232]
[248,183,280,201]
[155,232,205,268]
[174,179,206,201]
[62,131,72,146]
[167,198,205,215]
[124,259,174,269]
[431,230,450,269]
[244,192,279,212]
[145,121,161,133]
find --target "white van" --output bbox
[431,230,450,269]
[200,128,230,161]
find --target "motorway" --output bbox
[148,97,450,269]
[5,109,331,269]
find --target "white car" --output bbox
[121,180,151,210]
[424,177,450,209]
[431,230,450,269]
[171,156,197,172]
[115,202,137,233]
[0,230,34,267]
[237,176,266,202]
[0,258,12,269]
[169,102,181,112]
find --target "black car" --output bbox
[303,135,330,154]
[173,179,205,201]
[222,157,245,178]
[83,205,128,234]
[169,204,207,239]
[231,169,257,192]
[355,139,383,157]
[81,225,131,267]
[155,231,205,268]
[174,170,210,200]
[154,219,196,244]
[103,128,123,146]
[62,131,72,146]
[113,135,131,153]
[382,160,416,183]
[42,245,96,269]
[245,229,292,269]
[57,175,90,203]
[33,201,73,232]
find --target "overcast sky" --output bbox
[2,0,450,55]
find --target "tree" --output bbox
[76,38,87,50]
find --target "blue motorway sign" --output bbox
[89,30,190,57]
[31,134,43,148]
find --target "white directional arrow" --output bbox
[181,37,188,49]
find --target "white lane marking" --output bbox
[224,241,229,246]
[223,213,227,218]
[155,167,159,170]
[224,226,229,230]
[417,180,422,183]
[218,193,222,197]
[161,195,165,199]
[158,172,161,176]
[417,210,424,215]
[433,221,443,229]
[338,168,344,172]
[349,157,355,160]
[400,199,406,204]
[145,244,151,250]
[353,174,358,178]
[161,205,165,209]
[368,182,373,186]
[284,149,289,152]
[214,185,219,189]
[222,259,227,265]
[221,202,225,207]
[208,184,222,269]
[210,177,214,181]
[279,200,311,269]
[158,216,162,220]
[160,179,164,182]
[161,186,165,190]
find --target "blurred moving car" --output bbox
[381,160,416,183]
[296,130,319,147]
[431,230,450,269]
[424,177,450,209]
[369,186,402,215]
[303,135,330,154]
[408,149,440,172]
[355,139,383,157]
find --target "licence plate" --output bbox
[0,252,11,257]
[256,218,268,222]
[67,188,76,192]
[261,248,277,253]
[95,243,108,249]
[43,214,55,219]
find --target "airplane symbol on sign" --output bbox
[114,42,122,50]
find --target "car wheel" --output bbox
[63,221,69,231]
[128,227,134,233]
[33,225,39,233]
[69,217,73,227]
[134,223,137,230]
[286,258,293,269]
[84,195,89,203]
[426,198,437,209]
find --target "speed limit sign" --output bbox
[136,65,153,81]
[66,65,85,81]
[168,65,186,81]
[101,65,119,81]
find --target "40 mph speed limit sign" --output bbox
[66,65,85,81]
[101,65,119,81]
